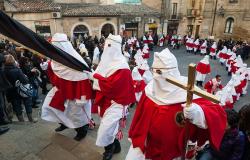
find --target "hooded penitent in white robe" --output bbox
[41,33,92,129]
[92,46,100,65]
[200,40,207,54]
[159,35,164,47]
[218,46,228,63]
[193,39,200,52]
[196,55,211,82]
[210,42,217,57]
[93,34,135,147]
[138,60,153,84]
[132,67,146,102]
[215,81,235,109]
[126,48,227,160]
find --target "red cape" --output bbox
[129,93,226,160]
[47,62,93,111]
[210,48,216,53]
[93,69,136,117]
[196,62,211,74]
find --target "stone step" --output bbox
[38,133,103,160]
[38,143,79,160]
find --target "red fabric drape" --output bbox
[47,62,93,111]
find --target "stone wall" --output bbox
[62,17,118,38]
[200,0,250,42]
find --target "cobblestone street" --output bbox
[0,46,249,160]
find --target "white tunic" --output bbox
[41,87,91,128]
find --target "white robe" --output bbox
[93,47,100,65]
[196,72,207,82]
[96,102,127,146]
[41,87,91,128]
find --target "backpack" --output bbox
[15,80,33,98]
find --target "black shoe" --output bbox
[0,120,10,126]
[103,143,115,160]
[55,123,68,132]
[32,105,39,109]
[74,125,88,141]
[113,139,121,154]
[0,126,9,135]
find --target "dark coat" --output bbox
[4,64,28,100]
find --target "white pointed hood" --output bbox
[51,33,89,81]
[94,34,129,77]
[145,48,199,105]
[200,55,210,65]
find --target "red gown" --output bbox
[47,61,93,111]
[93,69,136,117]
[129,93,227,160]
[196,62,211,74]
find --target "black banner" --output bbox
[0,11,90,72]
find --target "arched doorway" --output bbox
[73,25,89,39]
[101,23,115,38]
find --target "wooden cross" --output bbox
[165,63,220,106]
[164,63,220,160]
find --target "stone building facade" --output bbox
[2,0,160,39]
[200,0,250,42]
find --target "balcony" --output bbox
[169,14,182,20]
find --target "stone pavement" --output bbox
[0,46,249,160]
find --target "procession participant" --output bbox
[125,48,227,160]
[41,33,93,141]
[132,67,146,103]
[209,41,217,60]
[195,55,211,87]
[93,34,136,160]
[193,38,200,54]
[204,75,223,94]
[218,46,228,65]
[200,40,207,55]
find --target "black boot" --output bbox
[55,123,68,132]
[200,82,203,87]
[113,139,121,154]
[74,124,88,141]
[0,126,9,135]
[196,81,199,86]
[103,143,115,160]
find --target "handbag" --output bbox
[15,80,33,98]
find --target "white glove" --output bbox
[183,103,208,129]
[85,71,94,81]
[40,62,48,71]
[125,145,145,160]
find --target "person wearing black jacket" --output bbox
[0,53,10,135]
[4,54,36,122]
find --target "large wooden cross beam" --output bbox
[165,63,220,106]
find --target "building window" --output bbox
[172,3,178,19]
[229,0,238,3]
[225,18,234,34]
